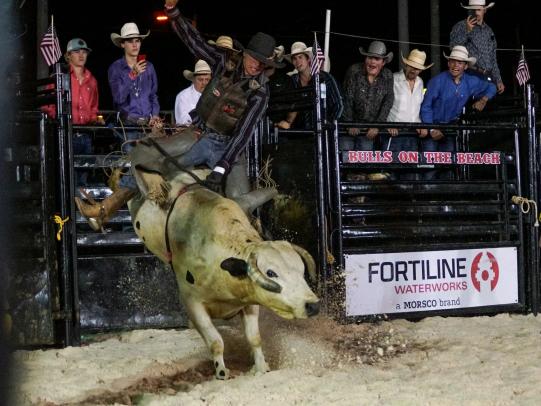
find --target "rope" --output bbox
[314,30,541,53]
[511,196,539,227]
[53,214,70,240]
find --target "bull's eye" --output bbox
[266,270,278,278]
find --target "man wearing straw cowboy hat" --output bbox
[450,0,504,94]
[382,49,433,179]
[208,35,243,72]
[163,0,284,197]
[75,22,160,230]
[175,59,211,126]
[420,45,497,180]
[276,41,343,131]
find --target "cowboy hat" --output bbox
[359,41,393,63]
[244,32,285,68]
[111,23,150,47]
[66,38,92,53]
[461,0,494,10]
[208,35,241,53]
[444,45,477,65]
[273,45,285,63]
[402,49,433,70]
[284,41,313,63]
[183,59,212,81]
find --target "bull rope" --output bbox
[511,195,539,227]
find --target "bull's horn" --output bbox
[291,244,317,283]
[235,187,278,215]
[247,254,282,293]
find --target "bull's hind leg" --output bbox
[241,305,270,375]
[185,302,229,379]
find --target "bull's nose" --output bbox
[305,301,320,317]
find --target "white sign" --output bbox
[345,247,518,316]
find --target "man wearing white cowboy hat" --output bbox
[342,40,394,151]
[163,0,284,200]
[382,49,433,178]
[175,59,212,126]
[275,41,342,131]
[419,45,497,180]
[75,22,160,229]
[450,0,504,94]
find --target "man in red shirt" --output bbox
[43,38,102,185]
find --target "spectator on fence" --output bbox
[381,49,432,180]
[450,0,504,94]
[342,40,394,151]
[75,22,160,231]
[42,38,102,186]
[174,59,211,126]
[420,45,497,179]
[275,41,343,131]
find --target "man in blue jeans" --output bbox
[420,45,496,180]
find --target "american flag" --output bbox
[310,35,325,77]
[40,24,62,67]
[516,48,530,86]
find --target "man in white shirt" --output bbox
[382,49,432,179]
[384,49,433,150]
[174,59,211,125]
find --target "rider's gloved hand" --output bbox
[204,167,226,195]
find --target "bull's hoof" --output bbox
[215,367,230,380]
[250,362,270,375]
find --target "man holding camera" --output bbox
[450,0,504,94]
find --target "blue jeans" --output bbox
[380,133,419,180]
[121,131,229,191]
[340,135,375,151]
[119,130,146,190]
[421,136,456,180]
[73,132,92,186]
[175,132,228,169]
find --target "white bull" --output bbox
[129,167,320,379]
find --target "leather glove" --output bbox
[204,170,225,195]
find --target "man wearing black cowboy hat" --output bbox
[161,0,283,197]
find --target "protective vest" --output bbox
[196,69,262,136]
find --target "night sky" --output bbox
[16,0,541,112]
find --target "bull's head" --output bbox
[221,241,320,319]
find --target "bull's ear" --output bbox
[133,165,171,207]
[220,258,248,278]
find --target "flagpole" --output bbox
[311,31,329,283]
[51,14,56,65]
[323,10,331,72]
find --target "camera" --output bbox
[467,9,477,19]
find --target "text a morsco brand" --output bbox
[368,257,469,294]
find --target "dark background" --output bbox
[14,0,541,112]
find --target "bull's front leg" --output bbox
[185,301,229,379]
[241,305,270,375]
